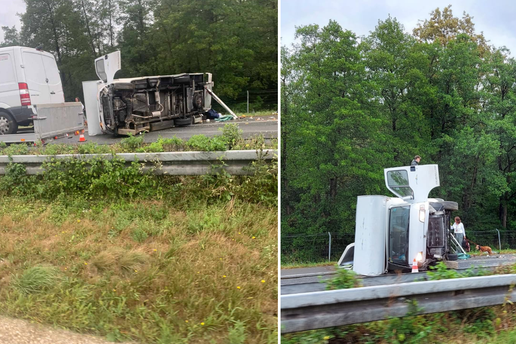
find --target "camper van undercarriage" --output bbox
[99,73,212,136]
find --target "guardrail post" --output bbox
[495,228,501,252]
[328,232,331,262]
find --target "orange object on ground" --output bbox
[411,258,419,273]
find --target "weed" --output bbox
[12,264,62,294]
[131,227,149,243]
[427,261,462,280]
[220,123,243,149]
[2,143,30,156]
[227,320,247,344]
[187,134,227,151]
[325,267,362,290]
[120,134,144,150]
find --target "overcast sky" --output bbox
[0,0,25,42]
[281,0,516,56]
[3,0,516,56]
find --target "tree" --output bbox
[413,5,489,54]
[0,26,21,47]
[364,16,433,164]
[282,21,390,237]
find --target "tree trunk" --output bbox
[80,0,97,56]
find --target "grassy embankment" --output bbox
[0,125,278,344]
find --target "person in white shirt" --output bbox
[451,216,466,250]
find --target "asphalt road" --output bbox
[281,253,516,278]
[48,115,278,145]
[281,253,516,294]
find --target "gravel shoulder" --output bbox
[0,316,133,344]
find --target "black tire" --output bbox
[442,201,459,211]
[0,111,18,134]
[175,117,192,127]
[447,253,458,261]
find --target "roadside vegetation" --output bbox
[283,263,516,343]
[282,304,516,344]
[0,123,277,156]
[0,123,278,343]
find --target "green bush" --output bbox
[325,267,362,290]
[221,123,243,149]
[187,135,227,151]
[120,134,144,150]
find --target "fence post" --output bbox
[247,90,249,113]
[328,232,332,262]
[495,228,501,252]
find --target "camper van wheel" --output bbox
[175,117,192,127]
[0,112,17,134]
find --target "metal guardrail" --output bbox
[0,150,277,176]
[281,274,516,333]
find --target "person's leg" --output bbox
[455,233,464,253]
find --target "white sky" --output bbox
[281,0,516,56]
[0,0,25,42]
[3,0,516,56]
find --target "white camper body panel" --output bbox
[82,80,104,136]
[95,51,121,85]
[353,195,389,276]
[384,164,440,202]
[408,201,428,263]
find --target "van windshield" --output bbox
[389,206,410,265]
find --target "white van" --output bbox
[0,46,64,134]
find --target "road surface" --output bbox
[49,115,278,145]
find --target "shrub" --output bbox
[120,134,144,150]
[220,123,243,149]
[186,135,226,151]
[325,267,362,290]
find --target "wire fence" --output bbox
[281,232,354,264]
[212,89,278,114]
[281,229,516,264]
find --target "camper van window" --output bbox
[386,170,414,199]
[389,206,410,265]
[95,60,107,83]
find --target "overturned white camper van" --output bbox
[89,51,215,136]
[338,164,460,276]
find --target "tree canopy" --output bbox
[2,0,277,111]
[282,7,516,248]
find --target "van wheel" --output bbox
[447,253,458,261]
[175,117,192,127]
[0,112,17,134]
